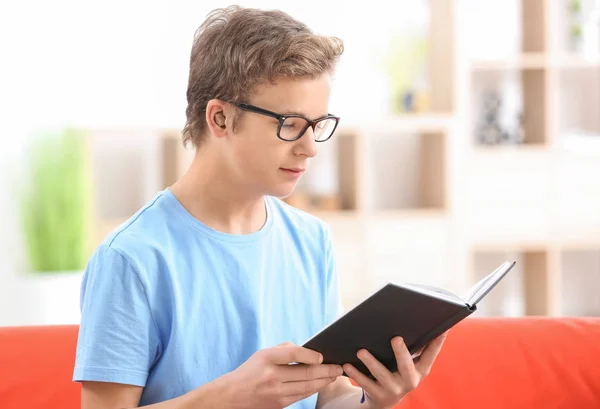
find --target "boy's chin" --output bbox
[268,183,298,200]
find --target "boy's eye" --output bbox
[282,118,305,129]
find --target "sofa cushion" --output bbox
[0,325,80,409]
[396,317,600,409]
[1,317,599,409]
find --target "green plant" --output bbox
[384,34,429,113]
[569,0,582,13]
[571,23,582,39]
[20,128,92,273]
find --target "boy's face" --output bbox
[226,74,333,199]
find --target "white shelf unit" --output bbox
[84,0,600,316]
[462,0,600,316]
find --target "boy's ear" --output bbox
[214,112,226,128]
[205,99,229,138]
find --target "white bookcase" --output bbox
[86,0,600,316]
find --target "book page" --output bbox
[401,283,464,305]
[463,261,516,307]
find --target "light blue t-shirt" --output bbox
[73,188,343,408]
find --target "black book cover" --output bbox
[303,284,475,379]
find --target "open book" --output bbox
[303,261,516,379]
[402,260,517,310]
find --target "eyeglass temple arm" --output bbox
[235,103,282,120]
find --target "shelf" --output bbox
[471,53,549,71]
[471,54,600,71]
[471,242,550,253]
[82,127,181,140]
[471,144,551,154]
[558,240,600,251]
[556,54,600,69]
[277,209,450,224]
[469,0,549,71]
[557,68,600,144]
[310,210,362,221]
[559,249,600,316]
[284,128,363,213]
[72,1,600,324]
[380,114,454,133]
[470,249,557,317]
[346,114,454,134]
[371,209,448,220]
[521,0,547,54]
[367,129,446,212]
[471,67,548,146]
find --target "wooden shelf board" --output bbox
[555,54,600,69]
[310,210,362,220]
[470,241,550,253]
[556,241,600,251]
[471,53,600,71]
[81,128,182,139]
[346,114,454,134]
[313,209,449,222]
[383,114,454,132]
[471,144,551,155]
[471,53,548,71]
[370,208,448,220]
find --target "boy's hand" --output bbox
[222,342,344,409]
[343,332,448,409]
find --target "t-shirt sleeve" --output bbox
[73,245,161,387]
[324,225,344,327]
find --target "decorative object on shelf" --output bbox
[507,111,526,145]
[476,91,509,145]
[19,127,92,273]
[385,33,430,114]
[567,0,584,53]
[567,0,600,57]
[476,90,526,145]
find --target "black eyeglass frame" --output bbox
[230,102,340,142]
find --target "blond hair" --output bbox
[182,6,344,147]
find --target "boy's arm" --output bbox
[81,344,342,409]
[81,378,227,409]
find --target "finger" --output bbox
[280,377,337,397]
[280,363,344,382]
[281,379,335,409]
[415,332,447,376]
[269,345,323,365]
[342,363,384,402]
[356,349,397,390]
[391,337,420,387]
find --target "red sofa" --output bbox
[1,317,600,409]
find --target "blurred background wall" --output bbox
[1,0,600,326]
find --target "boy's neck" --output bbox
[169,149,267,235]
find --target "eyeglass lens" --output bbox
[280,117,337,141]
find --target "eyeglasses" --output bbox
[230,102,340,142]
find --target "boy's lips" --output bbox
[280,167,306,178]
